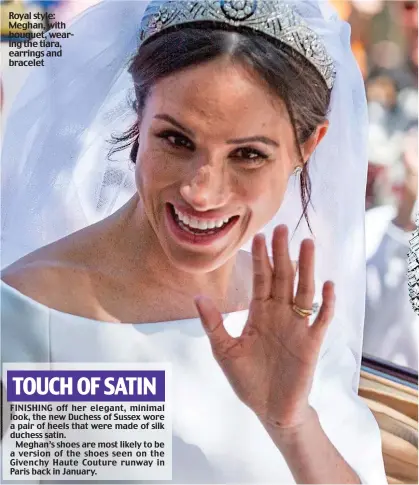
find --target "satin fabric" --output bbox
[1,281,387,484]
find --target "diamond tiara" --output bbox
[139,0,336,89]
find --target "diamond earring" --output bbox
[293,166,303,176]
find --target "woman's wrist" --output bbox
[260,405,319,449]
[260,406,361,484]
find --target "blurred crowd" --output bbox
[333,0,418,372]
[1,0,418,371]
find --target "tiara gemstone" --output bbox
[221,0,257,20]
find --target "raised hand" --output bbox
[195,225,335,431]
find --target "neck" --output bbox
[104,195,246,310]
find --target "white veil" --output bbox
[1,0,368,389]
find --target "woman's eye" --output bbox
[232,147,268,163]
[157,131,194,150]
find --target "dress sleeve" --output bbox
[309,331,387,485]
[1,281,51,363]
[1,282,50,485]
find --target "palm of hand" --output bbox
[195,226,335,430]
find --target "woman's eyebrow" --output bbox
[154,114,194,137]
[226,136,279,147]
[154,114,279,147]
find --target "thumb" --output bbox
[194,296,231,353]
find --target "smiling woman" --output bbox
[111,25,330,238]
[123,51,327,274]
[1,0,386,483]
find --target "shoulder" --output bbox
[1,246,100,318]
[2,259,62,300]
[2,258,81,307]
[1,243,112,360]
[2,222,110,301]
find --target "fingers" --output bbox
[310,281,335,336]
[252,233,272,301]
[271,225,294,303]
[195,295,231,355]
[293,239,315,312]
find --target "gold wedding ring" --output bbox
[292,302,319,318]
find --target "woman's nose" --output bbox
[180,163,231,210]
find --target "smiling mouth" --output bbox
[168,203,239,237]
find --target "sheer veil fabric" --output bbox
[1,0,368,393]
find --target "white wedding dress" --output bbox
[1,280,387,484]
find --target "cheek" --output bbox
[239,164,290,226]
[135,139,181,193]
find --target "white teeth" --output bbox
[172,205,233,230]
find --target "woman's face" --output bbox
[135,56,318,273]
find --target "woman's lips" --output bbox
[165,203,239,246]
[171,203,236,222]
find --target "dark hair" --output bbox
[109,25,332,230]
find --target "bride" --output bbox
[1,0,386,483]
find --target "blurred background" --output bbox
[1,0,418,373]
[328,0,419,376]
